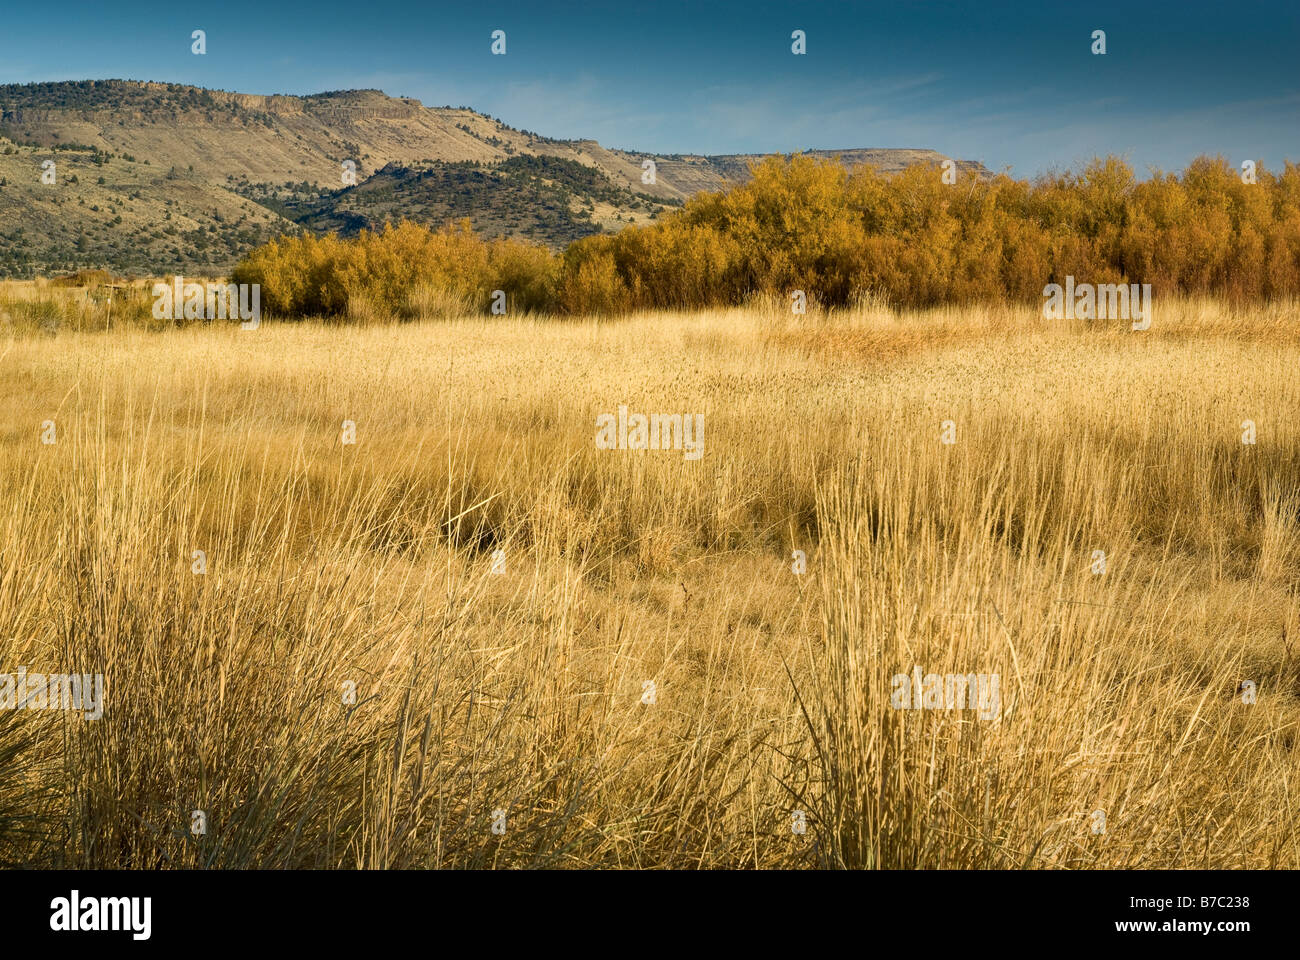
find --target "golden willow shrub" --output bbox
[572,153,1300,310]
[232,220,558,319]
[234,155,1300,318]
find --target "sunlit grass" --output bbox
[0,296,1297,868]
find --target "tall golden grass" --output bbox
[0,278,159,335]
[0,296,1297,868]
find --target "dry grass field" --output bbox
[1,294,1299,868]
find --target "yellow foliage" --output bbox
[235,155,1300,318]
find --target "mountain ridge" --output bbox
[0,80,992,277]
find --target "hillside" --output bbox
[0,80,991,276]
[285,155,668,246]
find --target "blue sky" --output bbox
[1,0,1296,177]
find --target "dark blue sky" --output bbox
[2,0,1296,177]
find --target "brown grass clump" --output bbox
[0,278,161,335]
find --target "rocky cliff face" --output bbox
[0,80,990,191]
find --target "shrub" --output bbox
[233,154,1300,319]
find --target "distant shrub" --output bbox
[50,268,113,287]
[233,220,557,320]
[231,231,349,316]
[0,284,157,334]
[557,246,628,316]
[234,154,1300,318]
[487,237,560,314]
[572,153,1300,311]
